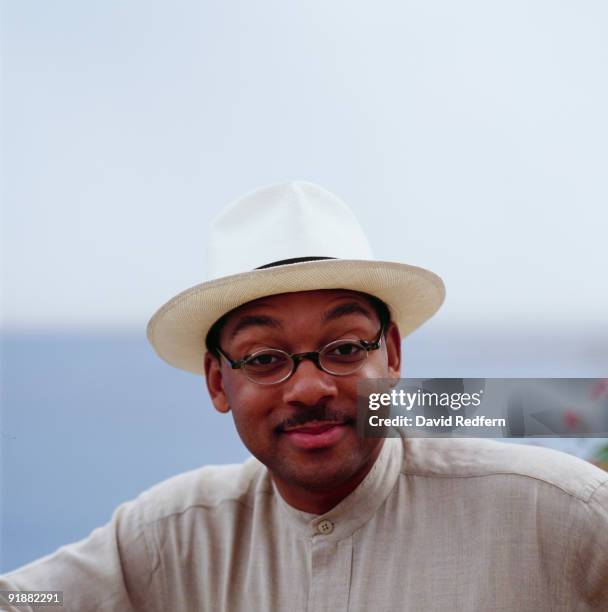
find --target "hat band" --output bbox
[255,256,336,270]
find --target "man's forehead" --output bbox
[218,289,380,342]
[205,288,388,353]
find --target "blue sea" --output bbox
[1,327,607,572]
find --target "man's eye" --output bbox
[327,342,364,358]
[244,351,289,371]
[250,353,279,366]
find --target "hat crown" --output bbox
[206,181,374,279]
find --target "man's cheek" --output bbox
[223,380,255,411]
[360,360,388,379]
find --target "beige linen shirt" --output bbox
[2,434,607,611]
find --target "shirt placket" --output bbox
[307,521,353,612]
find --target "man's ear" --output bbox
[384,322,402,381]
[204,351,231,413]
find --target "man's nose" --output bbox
[281,358,339,406]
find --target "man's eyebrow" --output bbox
[321,301,375,324]
[229,315,284,340]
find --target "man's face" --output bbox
[204,289,401,494]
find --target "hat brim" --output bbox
[146,259,445,375]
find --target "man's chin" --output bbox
[269,448,363,493]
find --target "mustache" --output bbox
[275,406,354,432]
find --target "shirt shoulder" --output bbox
[133,455,270,526]
[401,437,608,502]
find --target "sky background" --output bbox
[1,0,607,573]
[2,0,607,331]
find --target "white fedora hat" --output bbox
[147,180,445,375]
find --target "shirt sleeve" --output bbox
[574,480,608,609]
[0,496,162,612]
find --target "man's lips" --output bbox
[281,421,349,450]
[282,421,347,434]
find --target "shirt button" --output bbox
[317,520,334,535]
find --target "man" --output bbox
[1,181,607,611]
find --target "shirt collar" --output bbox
[270,436,403,541]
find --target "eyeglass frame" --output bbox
[214,323,385,385]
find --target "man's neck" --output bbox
[270,441,385,515]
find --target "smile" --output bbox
[282,422,349,450]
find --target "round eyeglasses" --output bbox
[215,325,384,385]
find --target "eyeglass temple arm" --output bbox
[360,323,385,350]
[215,345,242,369]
